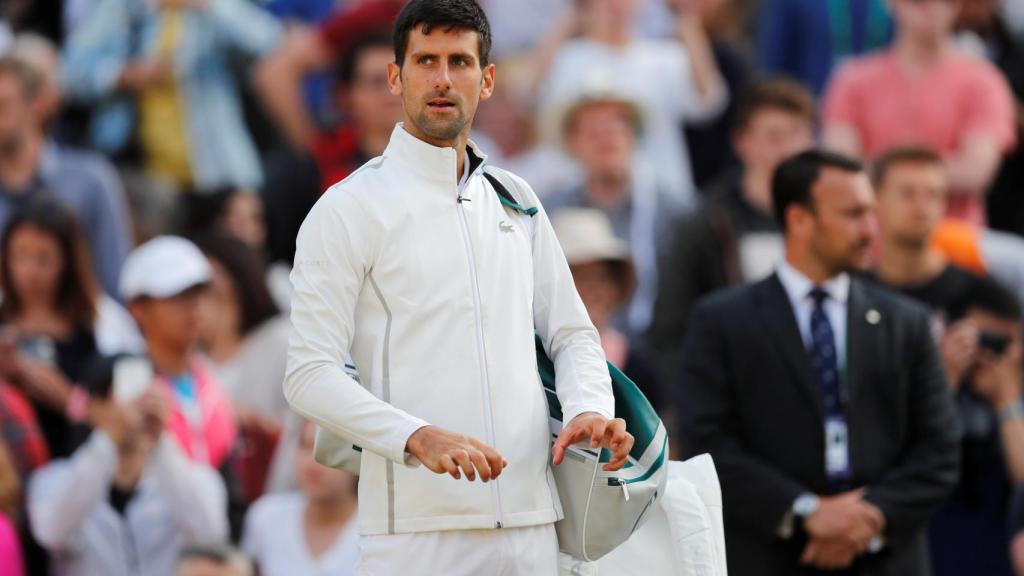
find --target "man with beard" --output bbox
[283,1,633,573]
[678,150,960,575]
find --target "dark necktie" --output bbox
[809,287,851,491]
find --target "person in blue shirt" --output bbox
[758,0,893,95]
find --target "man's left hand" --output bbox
[552,412,633,471]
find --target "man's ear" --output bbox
[387,61,403,97]
[479,63,496,101]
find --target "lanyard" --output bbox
[826,0,891,59]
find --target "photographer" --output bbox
[869,145,1023,575]
[26,356,228,576]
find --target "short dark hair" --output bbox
[771,149,865,231]
[951,276,1023,323]
[393,0,492,68]
[734,78,816,133]
[336,32,393,88]
[871,146,944,188]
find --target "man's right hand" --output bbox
[406,426,507,482]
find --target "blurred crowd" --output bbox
[0,0,1023,574]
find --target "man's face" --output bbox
[891,0,962,40]
[0,74,30,158]
[130,286,206,354]
[346,45,403,136]
[566,102,636,180]
[735,108,814,177]
[799,168,879,275]
[387,25,494,146]
[876,161,948,249]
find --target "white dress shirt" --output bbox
[776,259,850,370]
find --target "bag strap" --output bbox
[483,170,538,217]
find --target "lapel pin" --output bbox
[866,309,881,325]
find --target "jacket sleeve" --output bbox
[863,307,961,546]
[148,435,228,542]
[61,0,133,102]
[284,190,429,466]
[27,431,118,552]
[678,302,808,538]
[515,174,614,424]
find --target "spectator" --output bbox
[242,421,359,576]
[869,147,992,339]
[954,0,1024,237]
[678,150,960,574]
[931,279,1023,576]
[62,0,283,192]
[550,208,663,413]
[0,55,131,296]
[866,146,1023,574]
[536,0,728,205]
[928,217,1024,307]
[254,0,404,150]
[261,32,402,267]
[0,199,141,458]
[544,89,685,336]
[27,356,228,576]
[683,0,754,190]
[120,236,237,469]
[0,441,25,576]
[758,0,893,95]
[194,232,290,499]
[176,543,252,576]
[823,0,1016,225]
[648,78,814,382]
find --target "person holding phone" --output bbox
[868,145,1024,575]
[26,356,228,576]
[0,199,140,459]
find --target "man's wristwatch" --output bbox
[793,493,820,520]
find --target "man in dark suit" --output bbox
[677,150,960,575]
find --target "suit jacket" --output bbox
[677,274,960,576]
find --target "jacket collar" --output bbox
[382,123,488,191]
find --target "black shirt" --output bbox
[866,264,986,324]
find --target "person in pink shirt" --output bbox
[822,0,1016,225]
[0,441,25,576]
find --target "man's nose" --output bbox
[433,62,453,91]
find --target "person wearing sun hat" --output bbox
[120,236,237,471]
[545,82,688,337]
[550,208,663,414]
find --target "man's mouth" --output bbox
[428,98,456,110]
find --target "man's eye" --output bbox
[419,56,434,65]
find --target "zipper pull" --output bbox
[610,477,630,501]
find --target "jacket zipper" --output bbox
[454,151,504,529]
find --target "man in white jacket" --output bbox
[284,0,633,573]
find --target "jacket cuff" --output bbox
[390,418,431,468]
[561,404,615,427]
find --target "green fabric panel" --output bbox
[534,334,661,462]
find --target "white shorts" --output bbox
[357,523,559,576]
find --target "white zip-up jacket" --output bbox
[285,124,614,536]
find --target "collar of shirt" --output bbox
[776,259,850,367]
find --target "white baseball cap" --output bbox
[119,236,212,301]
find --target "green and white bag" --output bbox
[535,334,670,561]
